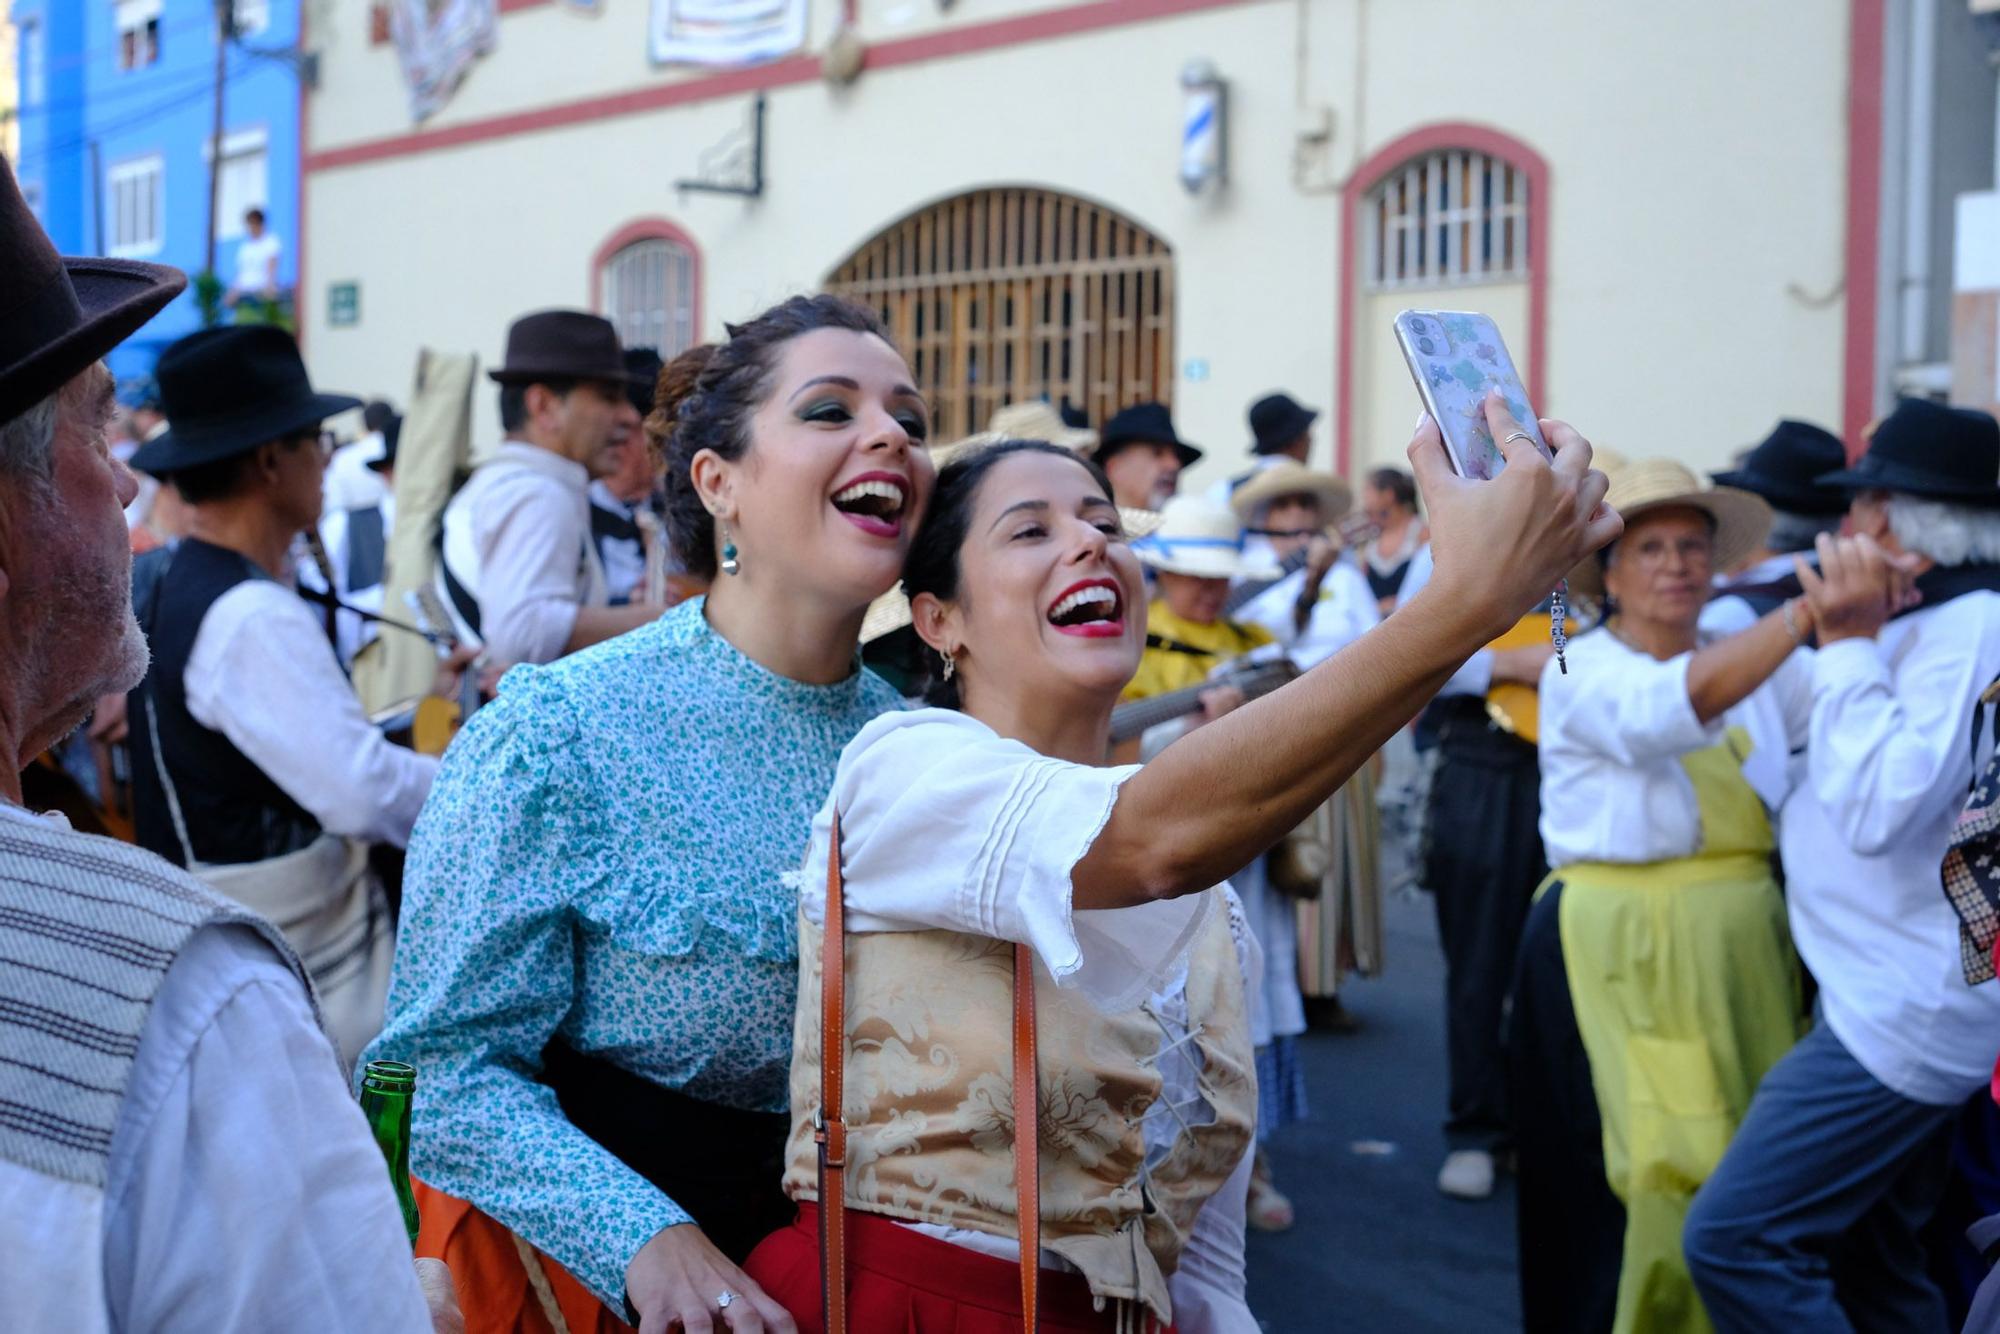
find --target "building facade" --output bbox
[300,0,1990,487]
[10,0,304,379]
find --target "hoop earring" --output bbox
[720,524,741,577]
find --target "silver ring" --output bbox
[716,1290,735,1310]
[1503,430,1535,446]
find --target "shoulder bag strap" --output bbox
[818,815,851,1334]
[818,816,1042,1334]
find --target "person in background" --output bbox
[126,327,452,1068]
[223,205,283,313]
[1527,457,1811,1333]
[1685,400,2000,1334]
[1095,401,1202,511]
[310,411,401,668]
[590,347,668,605]
[117,374,169,536]
[1702,418,1849,634]
[0,148,459,1334]
[1207,392,1321,511]
[1125,496,1306,1232]
[325,398,395,514]
[1229,460,1383,1035]
[1357,467,1427,617]
[436,310,661,666]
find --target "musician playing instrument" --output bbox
[124,326,466,1067]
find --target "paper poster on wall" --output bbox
[650,0,809,68]
[389,0,499,122]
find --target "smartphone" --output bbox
[1393,310,1550,481]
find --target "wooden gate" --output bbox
[826,188,1175,443]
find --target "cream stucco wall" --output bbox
[304,0,1856,490]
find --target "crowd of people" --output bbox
[8,141,2000,1334]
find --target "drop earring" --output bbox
[720,524,741,576]
[940,651,956,682]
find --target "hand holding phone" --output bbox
[1393,310,1549,480]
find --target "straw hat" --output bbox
[1131,494,1280,582]
[1229,459,1353,525]
[1567,456,1772,600]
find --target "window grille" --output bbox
[826,188,1175,443]
[107,156,165,258]
[601,237,697,359]
[1362,150,1529,291]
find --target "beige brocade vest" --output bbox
[783,896,1255,1326]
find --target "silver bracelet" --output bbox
[1781,598,1804,643]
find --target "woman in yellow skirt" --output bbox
[1531,458,1816,1333]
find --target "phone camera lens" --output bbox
[1417,337,1436,355]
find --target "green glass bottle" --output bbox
[358,1059,421,1248]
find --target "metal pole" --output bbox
[88,140,104,254]
[204,0,233,280]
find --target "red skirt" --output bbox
[745,1203,1172,1333]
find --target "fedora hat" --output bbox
[1131,494,1279,582]
[130,326,361,475]
[0,155,185,425]
[1817,399,2000,507]
[1248,392,1318,457]
[1097,402,1202,470]
[1567,456,1771,600]
[487,309,632,386]
[365,413,403,474]
[1710,419,1850,516]
[1230,459,1352,525]
[623,346,665,416]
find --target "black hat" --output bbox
[1097,402,1202,469]
[0,154,185,424]
[487,309,630,386]
[366,413,403,473]
[1711,419,1851,516]
[1817,399,2000,508]
[130,325,361,475]
[1248,392,1318,456]
[1059,401,1090,431]
[623,346,664,416]
[361,398,397,434]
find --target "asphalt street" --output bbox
[1245,887,1521,1332]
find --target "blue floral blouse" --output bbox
[362,597,903,1305]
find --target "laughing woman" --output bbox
[361,296,934,1334]
[745,397,1621,1332]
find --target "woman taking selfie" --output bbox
[746,396,1619,1331]
[363,296,933,1334]
[1514,457,1816,1334]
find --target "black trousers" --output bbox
[1507,881,1624,1334]
[1423,704,1547,1149]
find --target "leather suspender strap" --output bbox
[1012,942,1041,1334]
[818,816,850,1334]
[818,815,1042,1333]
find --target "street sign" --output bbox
[327,281,360,327]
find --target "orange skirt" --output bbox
[413,1177,632,1334]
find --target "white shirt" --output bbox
[0,805,431,1333]
[1780,591,2000,1104]
[1537,626,1813,867]
[1394,542,1494,698]
[1236,561,1381,671]
[187,580,436,846]
[231,231,282,292]
[439,441,607,666]
[588,479,648,606]
[314,494,397,668]
[324,431,389,513]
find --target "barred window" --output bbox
[1363,150,1529,290]
[827,188,1175,443]
[601,237,697,358]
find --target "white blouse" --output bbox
[1536,626,1813,867]
[800,709,1213,1013]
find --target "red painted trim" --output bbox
[499,0,553,11]
[306,0,1254,173]
[1334,122,1551,478]
[1842,0,1885,455]
[588,216,705,344]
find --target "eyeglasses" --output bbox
[1615,535,1714,569]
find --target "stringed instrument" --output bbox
[1224,513,1382,616]
[1109,655,1300,744]
[1484,610,1577,744]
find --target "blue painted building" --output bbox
[10,0,302,380]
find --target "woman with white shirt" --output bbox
[745,395,1620,1332]
[1524,458,1816,1334]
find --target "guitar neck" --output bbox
[1109,661,1296,743]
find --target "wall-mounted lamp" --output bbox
[1180,60,1228,194]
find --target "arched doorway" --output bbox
[827,188,1175,442]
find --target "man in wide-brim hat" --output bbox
[1227,459,1372,659]
[1686,398,2000,1332]
[1095,401,1202,512]
[436,309,662,666]
[0,155,457,1328]
[1702,418,1851,631]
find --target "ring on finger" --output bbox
[1503,430,1535,446]
[716,1290,735,1310]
